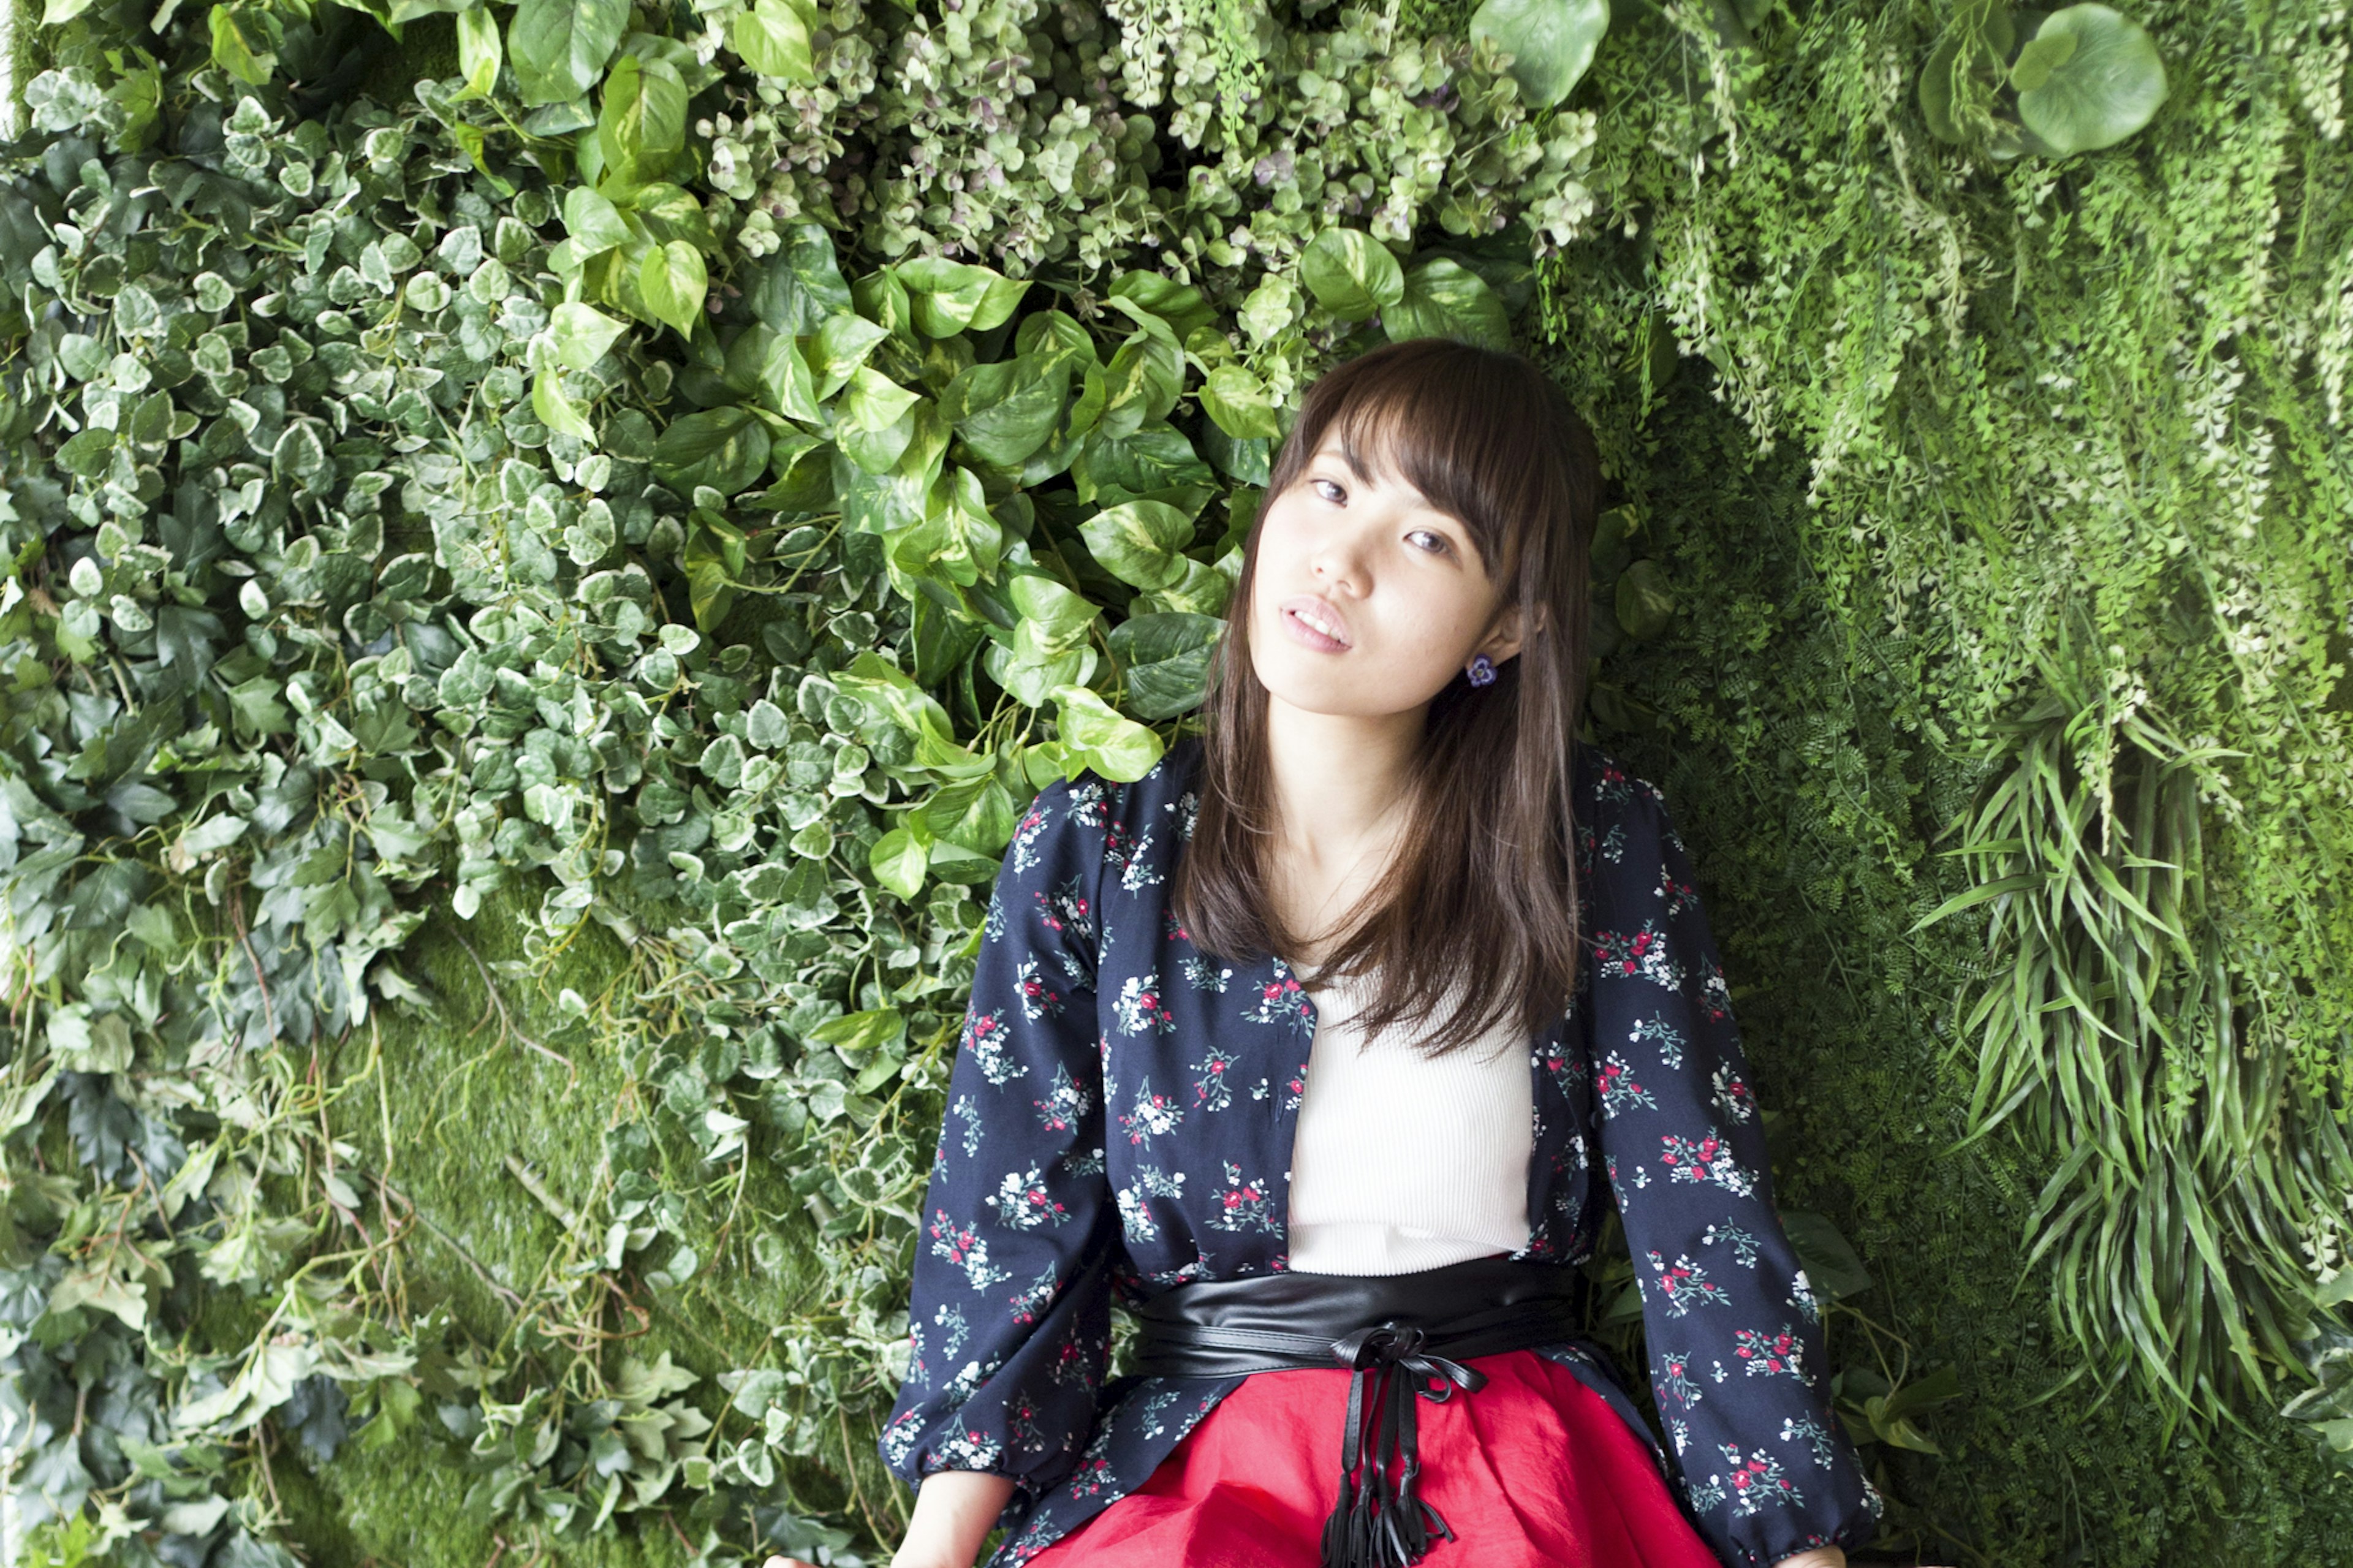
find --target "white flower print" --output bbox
[1711,1061,1757,1124]
[1654,865,1701,915]
[1031,1064,1091,1135]
[928,1208,1013,1291]
[1697,956,1734,1023]
[1780,1415,1838,1469]
[1064,781,1112,830]
[1118,1076,1184,1145]
[1009,1262,1058,1328]
[961,1007,1026,1087]
[1112,973,1178,1037]
[1788,1267,1821,1325]
[1689,1443,1803,1518]
[1659,1349,1705,1410]
[1009,799,1056,874]
[990,1165,1074,1230]
[1732,1324,1807,1382]
[1115,1184,1160,1243]
[1115,1167,1185,1244]
[1117,824,1165,892]
[952,1094,983,1158]
[1594,919,1684,990]
[930,1301,971,1367]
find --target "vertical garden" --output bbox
[0,0,2346,1562]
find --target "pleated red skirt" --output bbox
[1023,1349,1724,1567]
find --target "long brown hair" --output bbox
[1169,336,1604,1058]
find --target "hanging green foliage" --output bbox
[1912,615,2353,1425]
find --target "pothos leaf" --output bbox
[509,0,630,107]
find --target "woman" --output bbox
[770,338,1881,1568]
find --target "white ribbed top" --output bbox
[1284,966,1534,1276]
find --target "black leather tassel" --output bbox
[1318,1325,1485,1568]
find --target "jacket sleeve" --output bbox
[1581,762,1883,1566]
[876,775,1119,1508]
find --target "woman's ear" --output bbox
[1480,603,1530,667]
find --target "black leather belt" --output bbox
[1127,1254,1598,1568]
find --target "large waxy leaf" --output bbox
[1469,0,1610,109]
[1298,228,1406,322]
[1384,257,1512,350]
[639,240,707,338]
[1078,499,1194,591]
[653,406,772,496]
[730,0,817,83]
[509,0,629,107]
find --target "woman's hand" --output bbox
[763,1468,1017,1568]
[1773,1551,1846,1568]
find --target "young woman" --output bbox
[769,338,1881,1568]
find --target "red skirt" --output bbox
[1024,1349,1723,1567]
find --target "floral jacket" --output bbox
[877,736,1883,1567]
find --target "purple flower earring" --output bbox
[1466,654,1497,687]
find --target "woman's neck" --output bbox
[1262,694,1425,966]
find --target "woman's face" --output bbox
[1247,430,1523,719]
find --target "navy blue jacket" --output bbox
[878,736,1882,1566]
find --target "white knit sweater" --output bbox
[1284,966,1534,1276]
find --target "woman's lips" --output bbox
[1279,594,1352,651]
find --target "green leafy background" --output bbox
[1,1,2348,1566]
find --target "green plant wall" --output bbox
[0,1,2346,1567]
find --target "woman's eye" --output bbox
[1311,479,1346,504]
[1407,529,1449,555]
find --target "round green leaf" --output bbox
[1469,0,1611,110]
[509,0,630,108]
[1298,229,1406,323]
[640,240,708,338]
[2014,4,2169,155]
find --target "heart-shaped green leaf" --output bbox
[508,0,628,107]
[1298,228,1406,323]
[639,239,707,338]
